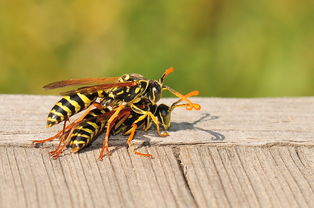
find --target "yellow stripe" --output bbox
[50,109,64,118]
[64,96,81,112]
[87,121,100,130]
[77,93,92,108]
[88,112,98,117]
[116,90,124,95]
[47,117,58,122]
[79,127,95,134]
[56,103,72,117]
[71,140,86,145]
[109,92,114,98]
[97,91,105,98]
[135,87,140,94]
[72,134,90,139]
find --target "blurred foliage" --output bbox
[0,0,313,97]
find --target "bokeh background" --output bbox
[0,0,313,97]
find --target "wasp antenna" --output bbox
[169,90,201,111]
[160,67,174,83]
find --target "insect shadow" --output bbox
[169,113,225,141]
[135,113,225,150]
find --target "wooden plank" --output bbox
[1,146,313,208]
[179,146,314,208]
[1,95,314,147]
[1,95,314,208]
[0,146,196,208]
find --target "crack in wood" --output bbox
[171,146,199,208]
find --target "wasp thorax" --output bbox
[147,80,162,104]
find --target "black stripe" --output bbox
[91,108,103,115]
[60,98,76,115]
[77,129,91,137]
[98,91,108,98]
[52,105,68,119]
[48,112,55,119]
[71,136,88,143]
[84,123,96,132]
[47,120,57,126]
[84,114,95,120]
[71,94,85,111]
[85,93,98,100]
[48,108,65,124]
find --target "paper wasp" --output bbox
[35,68,200,159]
[45,67,196,127]
[34,91,200,159]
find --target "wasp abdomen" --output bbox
[69,108,107,152]
[47,92,100,127]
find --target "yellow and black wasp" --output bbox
[34,91,199,159]
[34,68,200,159]
[45,67,195,126]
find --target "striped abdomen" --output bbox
[47,91,106,127]
[69,108,108,152]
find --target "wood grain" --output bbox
[179,146,314,208]
[0,95,314,208]
[0,146,197,208]
[0,146,313,208]
[1,95,314,146]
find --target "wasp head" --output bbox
[146,67,174,104]
[156,104,171,130]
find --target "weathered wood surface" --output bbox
[1,95,314,146]
[0,95,313,208]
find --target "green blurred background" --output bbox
[0,0,313,97]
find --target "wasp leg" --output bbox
[50,102,104,157]
[32,131,63,144]
[131,104,169,137]
[49,119,70,155]
[127,124,153,158]
[98,104,126,161]
[51,125,77,159]
[35,101,104,145]
[33,119,70,144]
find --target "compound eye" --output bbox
[153,87,161,102]
[149,87,156,103]
[152,87,157,95]
[161,109,167,117]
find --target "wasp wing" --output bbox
[60,81,137,96]
[43,77,121,89]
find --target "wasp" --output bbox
[34,91,200,159]
[45,68,195,127]
[41,68,200,158]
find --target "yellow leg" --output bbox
[131,104,169,137]
[127,124,153,158]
